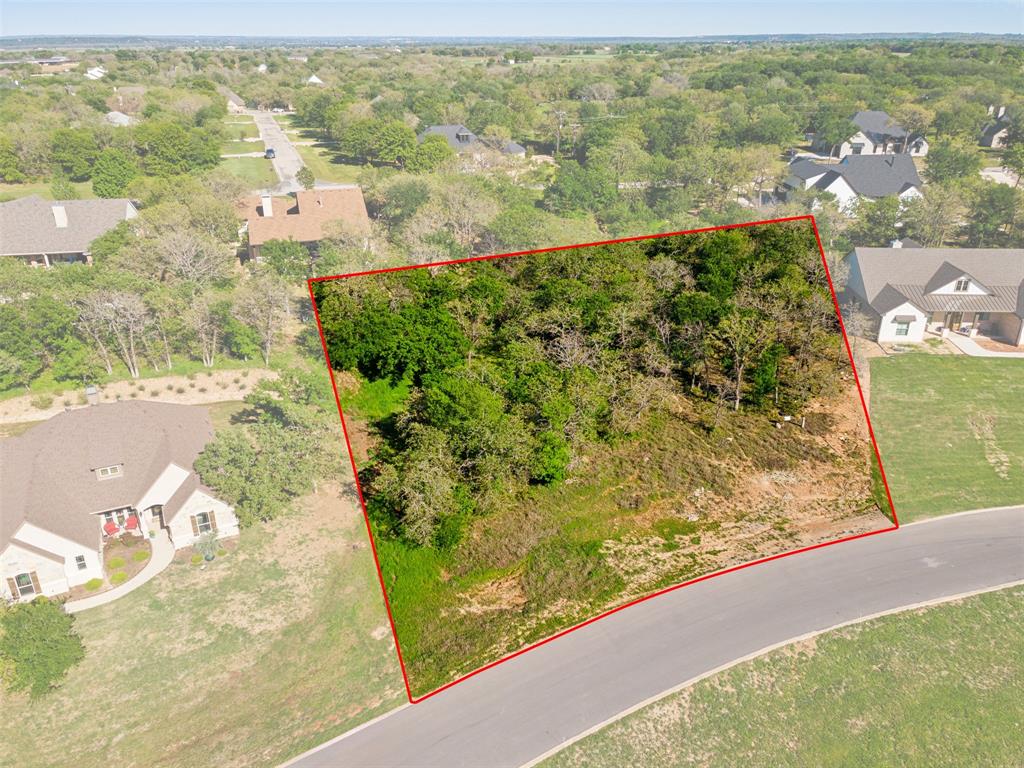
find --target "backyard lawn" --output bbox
[222,118,259,140]
[0,485,404,768]
[0,180,95,201]
[543,586,1024,768]
[297,144,364,184]
[221,139,265,155]
[219,156,278,189]
[870,356,1024,521]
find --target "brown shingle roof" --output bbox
[241,187,370,247]
[0,402,215,551]
[0,195,137,257]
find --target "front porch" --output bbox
[924,310,1024,355]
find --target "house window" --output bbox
[14,573,35,597]
[75,555,87,571]
[895,321,910,337]
[97,464,122,480]
[195,512,213,534]
[978,312,990,321]
[954,278,970,292]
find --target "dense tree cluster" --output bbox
[0,173,291,391]
[314,222,842,549]
[0,79,225,195]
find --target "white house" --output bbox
[1,402,238,603]
[779,154,923,212]
[842,247,1024,346]
[815,110,929,158]
[84,66,107,80]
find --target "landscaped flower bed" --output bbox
[66,535,153,600]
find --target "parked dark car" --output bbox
[264,148,276,159]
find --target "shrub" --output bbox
[132,550,150,562]
[194,532,219,561]
[190,553,203,565]
[129,391,138,398]
[175,386,185,394]
[198,386,207,393]
[137,383,145,391]
[62,398,72,407]
[0,598,85,697]
[188,381,196,389]
[233,377,241,384]
[166,383,174,391]
[110,571,128,585]
[216,548,227,557]
[150,389,160,397]
[84,578,103,591]
[30,394,54,410]
[107,556,126,569]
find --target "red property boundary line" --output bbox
[306,214,900,704]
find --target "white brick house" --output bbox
[842,247,1024,346]
[1,401,238,602]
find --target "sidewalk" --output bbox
[65,529,175,613]
[945,333,1024,358]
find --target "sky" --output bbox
[1,0,1022,38]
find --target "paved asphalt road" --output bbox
[292,507,1024,768]
[248,110,304,192]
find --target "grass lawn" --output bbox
[0,486,405,768]
[221,139,265,155]
[222,120,259,140]
[296,144,364,184]
[870,356,1024,521]
[219,156,278,189]
[0,180,95,202]
[542,586,1024,768]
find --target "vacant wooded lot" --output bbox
[870,356,1024,521]
[315,221,892,697]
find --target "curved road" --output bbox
[290,507,1024,768]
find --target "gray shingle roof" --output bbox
[785,155,921,199]
[830,155,921,197]
[852,110,908,139]
[848,247,1024,317]
[0,402,216,552]
[0,195,136,257]
[418,124,524,155]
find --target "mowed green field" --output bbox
[296,144,364,184]
[0,488,404,768]
[219,156,278,189]
[870,356,1024,521]
[543,586,1024,768]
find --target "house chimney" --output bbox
[891,239,903,249]
[52,204,68,228]
[260,194,273,217]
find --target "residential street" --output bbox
[288,507,1024,768]
[248,109,305,192]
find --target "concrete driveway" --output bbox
[248,110,305,193]
[286,506,1024,768]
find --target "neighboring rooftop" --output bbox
[0,401,216,552]
[850,247,1024,315]
[788,154,922,198]
[0,195,137,257]
[418,124,525,155]
[852,110,908,139]
[240,187,371,247]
